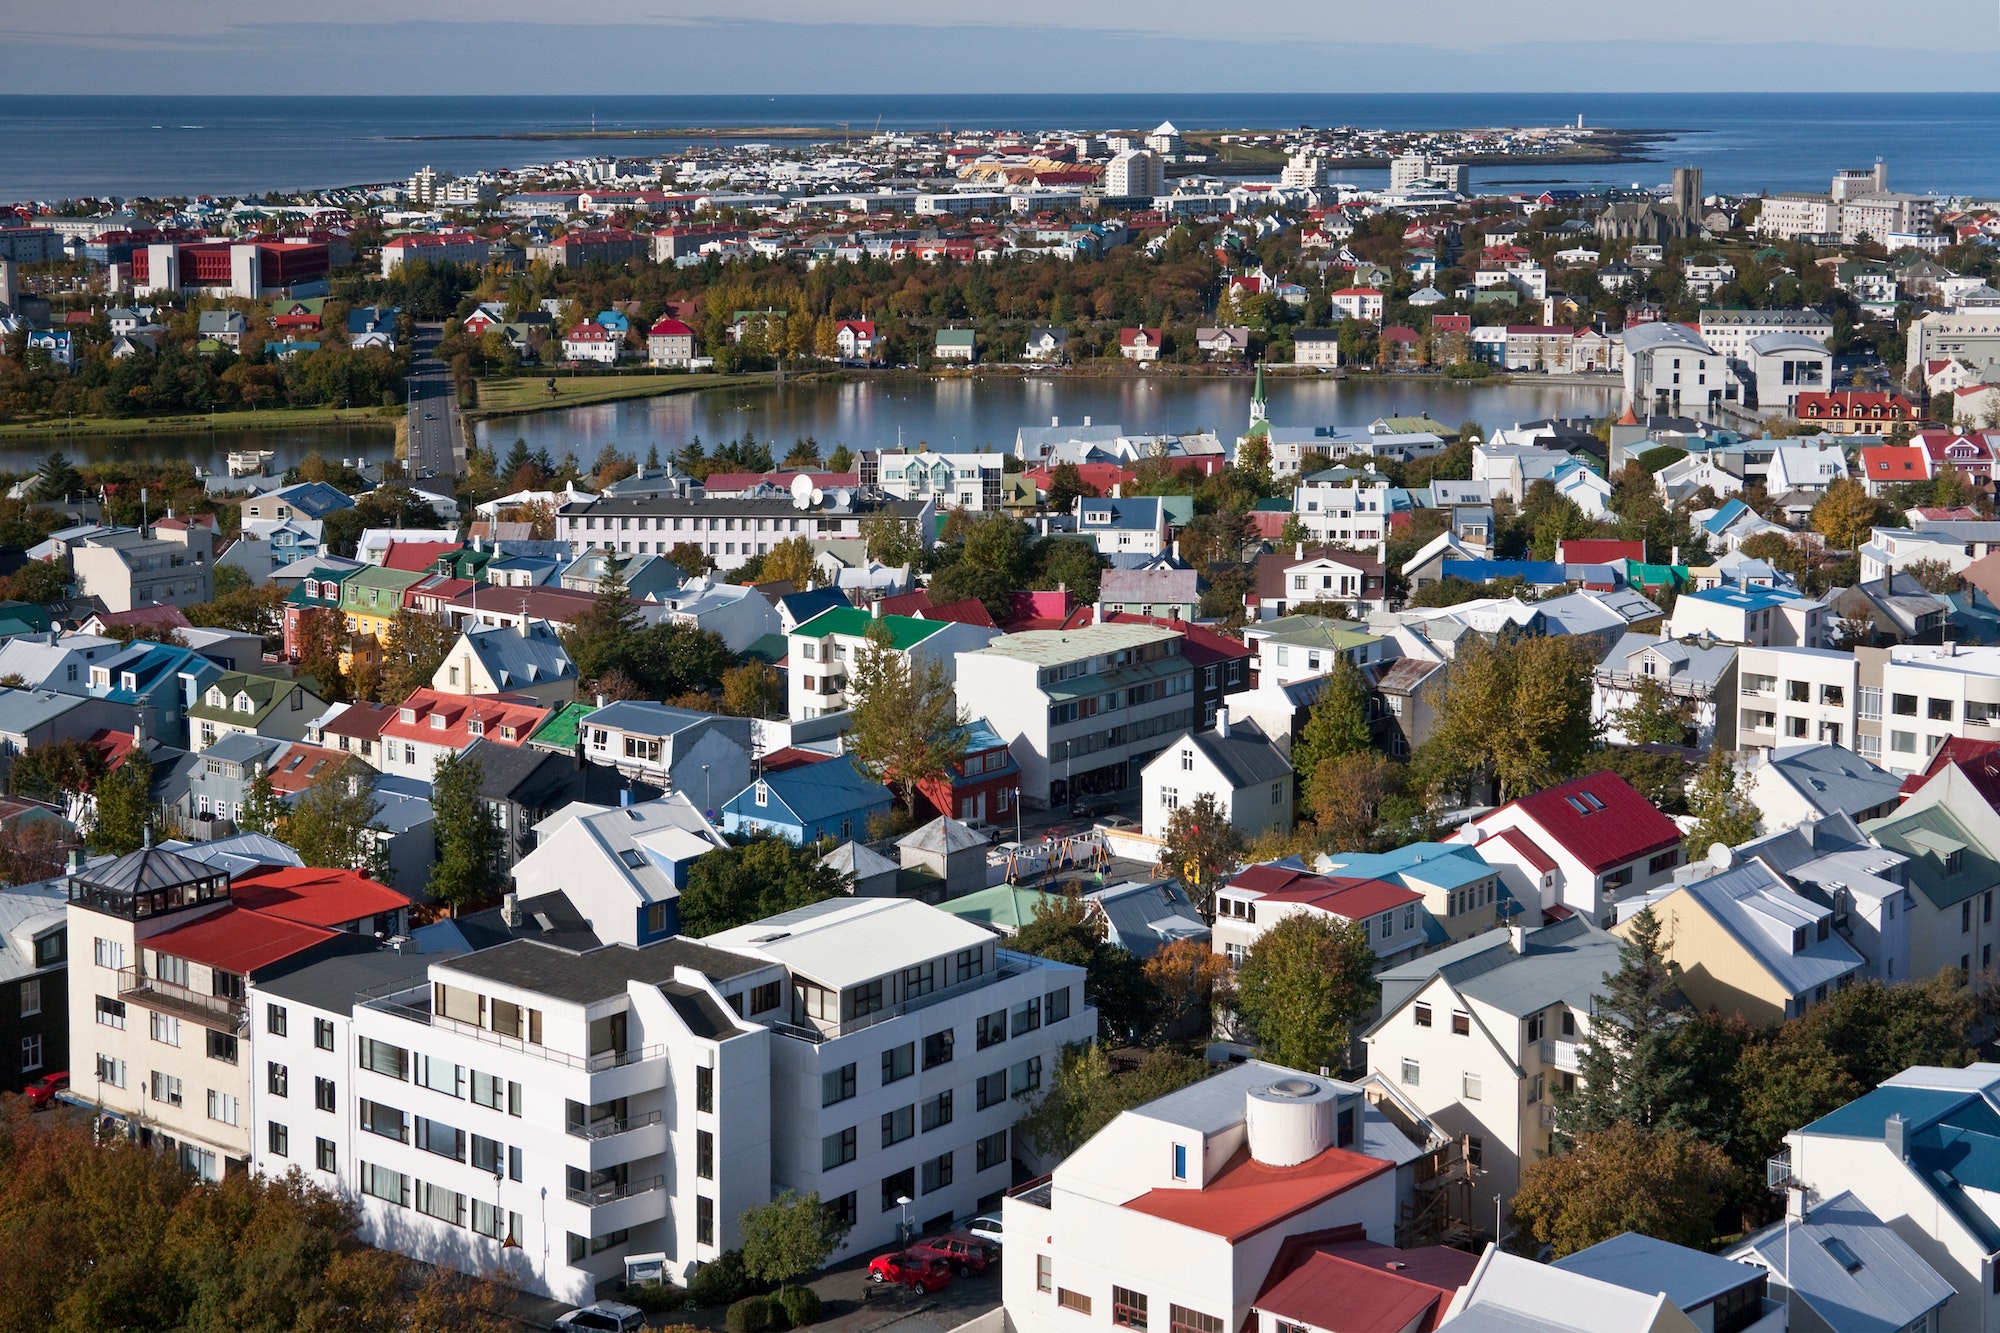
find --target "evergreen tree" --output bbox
[1559,908,1690,1136]
[30,451,85,503]
[239,768,282,837]
[1685,748,1759,855]
[1290,657,1373,806]
[429,751,499,912]
[89,754,162,855]
[559,568,641,685]
[827,444,855,473]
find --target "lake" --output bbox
[0,376,1621,477]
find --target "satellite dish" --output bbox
[790,474,813,510]
[810,488,825,506]
[834,488,853,509]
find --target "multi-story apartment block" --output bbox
[1697,308,1835,361]
[71,523,215,613]
[955,623,1197,809]
[1623,321,1736,419]
[872,451,1006,512]
[329,896,1089,1305]
[786,606,996,722]
[556,493,931,574]
[67,846,398,1180]
[1876,644,2000,774]
[1736,645,1858,753]
[1365,917,1619,1226]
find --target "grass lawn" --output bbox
[0,405,401,438]
[467,371,774,418]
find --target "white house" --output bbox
[1331,289,1385,323]
[1138,709,1294,844]
[786,606,995,722]
[508,795,730,945]
[561,321,621,365]
[433,621,578,707]
[1456,770,1684,926]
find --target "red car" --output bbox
[24,1071,68,1110]
[868,1249,954,1292]
[921,1235,995,1275]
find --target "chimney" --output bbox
[1172,538,1181,562]
[1508,923,1528,953]
[1295,542,1304,560]
[1216,704,1230,736]
[1051,415,1059,428]
[1093,600,1104,625]
[596,693,606,708]
[132,713,147,751]
[1111,483,1122,499]
[65,848,84,877]
[871,599,883,619]
[1885,1113,1908,1161]
[1084,415,1092,427]
[1671,545,1681,566]
[501,892,522,927]
[619,786,634,808]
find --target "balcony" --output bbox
[566,1173,664,1207]
[768,950,1053,1045]
[566,1109,665,1141]
[360,987,663,1073]
[1538,1038,1582,1073]
[118,967,246,1033]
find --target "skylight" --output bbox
[1820,1237,1862,1273]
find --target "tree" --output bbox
[929,513,1033,619]
[293,606,350,703]
[1043,462,1100,514]
[378,610,456,703]
[846,623,967,813]
[0,817,68,888]
[1512,1123,1738,1256]
[1560,908,1690,1136]
[239,768,282,837]
[1,557,69,604]
[1159,793,1247,922]
[1234,913,1380,1073]
[276,757,389,879]
[761,536,820,588]
[1308,751,1405,852]
[1685,748,1759,855]
[89,754,162,855]
[429,750,499,911]
[1034,537,1105,604]
[720,660,784,718]
[1424,631,1597,801]
[6,737,104,800]
[1905,557,1967,595]
[560,569,642,686]
[678,836,850,937]
[1811,478,1885,550]
[1290,658,1373,805]
[1732,1028,1863,1167]
[860,510,923,568]
[1011,894,1154,1042]
[30,450,84,502]
[1014,1044,1209,1160]
[739,1189,852,1295]
[827,444,855,473]
[666,542,715,577]
[1144,937,1231,1041]
[1609,675,1696,746]
[1597,746,1695,815]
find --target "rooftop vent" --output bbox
[1245,1076,1339,1167]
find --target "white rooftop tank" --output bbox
[1245,1076,1339,1167]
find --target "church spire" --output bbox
[1250,360,1268,427]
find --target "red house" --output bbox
[1796,390,1921,435]
[914,718,1022,825]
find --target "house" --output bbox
[787,605,994,722]
[1195,327,1251,362]
[432,620,577,706]
[1743,743,1900,829]
[1458,770,1684,925]
[645,316,696,368]
[1214,863,1428,968]
[1294,330,1343,367]
[1620,854,1865,1025]
[1082,880,1207,960]
[1723,1192,1955,1333]
[375,688,548,784]
[1663,583,1826,649]
[1331,288,1386,323]
[1076,496,1172,557]
[895,815,990,901]
[1120,327,1165,362]
[1253,546,1391,619]
[916,718,1023,826]
[1100,566,1203,622]
[1139,709,1294,844]
[719,755,893,845]
[345,305,398,350]
[506,794,727,942]
[1250,1228,1479,1333]
[1316,843,1511,946]
[1365,917,1621,1224]
[1737,815,1913,985]
[1592,632,1738,749]
[70,525,215,613]
[1442,1249,1706,1333]
[461,738,657,873]
[196,309,247,349]
[187,671,326,754]
[0,875,70,1095]
[835,319,878,360]
[560,321,620,364]
[1856,444,1931,496]
[572,700,753,812]
[1024,327,1069,362]
[1003,1059,1420,1333]
[1735,646,1859,756]
[1863,778,2000,992]
[1550,1233,1781,1333]
[1797,391,1921,436]
[936,327,977,362]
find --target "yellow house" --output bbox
[1614,856,1864,1026]
[335,566,428,671]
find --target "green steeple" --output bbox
[1246,360,1270,438]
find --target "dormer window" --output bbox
[399,707,416,724]
[467,718,483,736]
[430,713,446,730]
[233,693,254,713]
[207,688,225,707]
[754,781,769,807]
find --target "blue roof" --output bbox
[94,641,217,703]
[1554,1233,1762,1310]
[271,481,355,520]
[1437,559,1570,585]
[1684,583,1804,612]
[721,756,890,827]
[1078,497,1166,530]
[1322,842,1493,892]
[1803,1085,2000,1248]
[1702,498,1752,535]
[779,586,850,624]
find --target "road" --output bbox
[406,322,465,481]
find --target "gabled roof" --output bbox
[1257,1232,1477,1333]
[1499,770,1681,873]
[1799,1083,2000,1249]
[1864,803,1997,909]
[1731,1192,1955,1333]
[723,755,891,827]
[792,605,950,651]
[450,620,576,691]
[141,905,338,975]
[1162,719,1292,792]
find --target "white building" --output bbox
[786,605,995,723]
[1623,322,1734,419]
[1138,709,1294,844]
[1736,646,1858,755]
[873,450,1006,511]
[1106,150,1166,199]
[508,796,730,946]
[71,523,215,613]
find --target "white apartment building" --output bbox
[1736,646,1858,754]
[1698,308,1834,361]
[872,450,1006,512]
[556,495,934,574]
[71,524,215,613]
[322,896,1093,1305]
[1292,476,1392,549]
[1365,917,1620,1224]
[1876,643,2000,773]
[1106,150,1166,199]
[956,623,1196,809]
[786,606,996,722]
[1003,1061,1410,1333]
[1623,322,1733,419]
[1389,154,1465,192]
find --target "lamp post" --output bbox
[1012,786,1022,844]
[896,1194,913,1245]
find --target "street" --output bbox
[406,321,464,480]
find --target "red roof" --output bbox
[451,584,598,625]
[1491,825,1558,875]
[1858,446,1928,478]
[379,540,462,572]
[143,905,335,975]
[1024,462,1139,495]
[1554,538,1645,565]
[1123,1143,1391,1242]
[1332,287,1384,298]
[1256,1230,1477,1333]
[262,743,347,795]
[647,316,693,337]
[316,700,396,742]
[230,865,412,927]
[379,687,549,750]
[1103,613,1252,665]
[761,747,837,772]
[1797,390,1918,420]
[1225,865,1420,919]
[1899,737,2000,798]
[1120,327,1163,346]
[1499,770,1680,873]
[919,597,999,629]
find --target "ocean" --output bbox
[4,93,2000,202]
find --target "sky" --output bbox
[10,1,2000,94]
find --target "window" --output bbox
[95,995,126,1029]
[697,1129,714,1180]
[1401,1058,1420,1086]
[268,1121,289,1157]
[697,1064,714,1113]
[207,1090,240,1126]
[1038,1255,1055,1293]
[1463,1073,1483,1100]
[96,1056,126,1089]
[749,980,781,1014]
[697,1196,715,1246]
[1466,1135,1484,1167]
[1932,698,1956,722]
[20,1034,41,1073]
[150,1071,183,1106]
[1059,1290,1093,1316]
[94,937,125,970]
[924,1030,954,1069]
[1451,1010,1470,1036]
[415,1117,465,1161]
[1172,1143,1188,1180]
[881,1167,916,1213]
[824,1126,857,1169]
[922,1150,954,1193]
[151,1011,181,1046]
[1170,1305,1223,1333]
[977,1069,1008,1110]
[316,1137,336,1173]
[358,1037,408,1080]
[922,1090,954,1132]
[1414,1002,1432,1027]
[315,1076,337,1111]
[956,947,985,981]
[823,1063,857,1106]
[902,961,937,999]
[882,1104,915,1147]
[1859,685,1882,720]
[361,1163,409,1208]
[1893,693,1918,716]
[314,1017,335,1051]
[977,1129,1009,1172]
[471,1070,521,1114]
[977,1010,1007,1049]
[207,1030,238,1064]
[1011,1056,1043,1095]
[1046,987,1071,1024]
[1114,1288,1150,1331]
[849,979,886,1018]
[266,1003,287,1037]
[415,1055,463,1098]
[882,1043,915,1085]
[1012,997,1042,1036]
[268,1062,289,1097]
[360,1099,408,1143]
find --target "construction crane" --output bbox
[837,121,851,147]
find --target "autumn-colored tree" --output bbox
[1811,477,1885,550]
[1309,751,1402,852]
[1233,912,1379,1073]
[720,660,785,718]
[1685,748,1759,855]
[1144,937,1231,1040]
[1423,631,1596,801]
[379,608,456,703]
[1158,792,1247,922]
[761,535,821,588]
[293,606,351,703]
[1512,1123,1737,1255]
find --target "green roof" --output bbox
[188,670,310,724]
[936,328,976,346]
[527,700,595,751]
[1252,615,1382,649]
[1378,415,1456,436]
[791,607,947,651]
[337,565,428,613]
[1624,559,1689,590]
[740,633,789,665]
[937,885,1061,933]
[1045,655,1189,703]
[1864,805,1999,910]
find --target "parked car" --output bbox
[869,1249,955,1292]
[1069,793,1118,819]
[967,1213,1003,1247]
[23,1071,67,1110]
[923,1233,996,1275]
[552,1301,645,1332]
[1096,814,1136,831]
